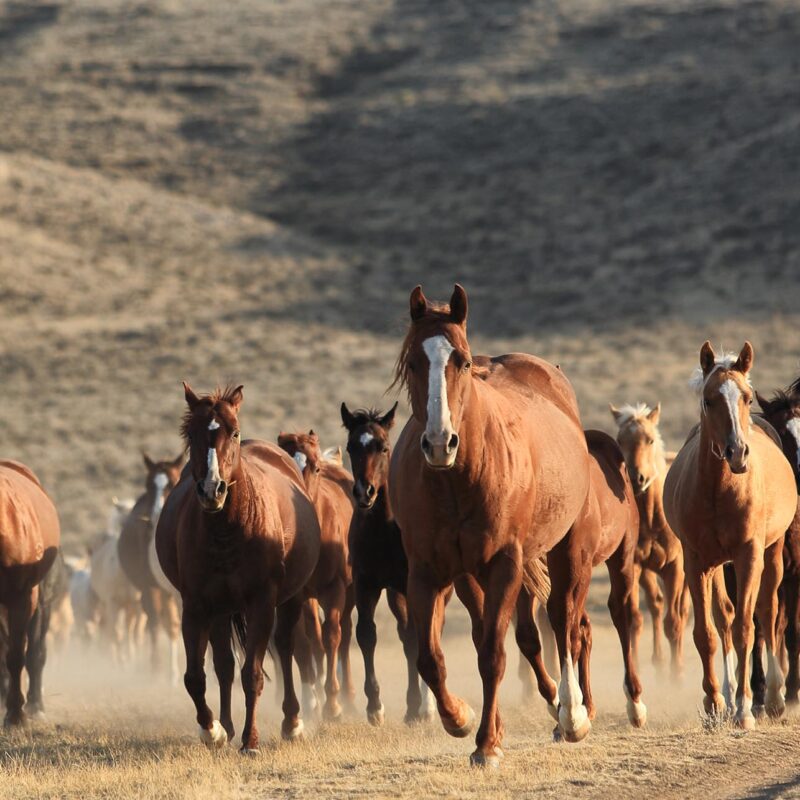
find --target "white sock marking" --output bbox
[422,335,455,439]
[766,648,785,710]
[722,649,738,710]
[558,658,588,733]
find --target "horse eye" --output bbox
[646,437,654,445]
[382,447,390,455]
[233,430,241,439]
[463,361,472,372]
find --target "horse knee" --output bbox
[356,618,377,650]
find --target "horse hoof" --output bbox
[443,705,476,738]
[626,698,647,729]
[3,713,27,729]
[559,704,591,743]
[239,746,259,757]
[323,701,343,721]
[753,704,766,720]
[368,705,385,727]
[470,750,501,769]
[199,720,228,749]
[734,713,755,731]
[552,725,563,743]
[785,694,799,707]
[766,700,786,719]
[27,709,46,723]
[703,693,726,716]
[282,719,305,742]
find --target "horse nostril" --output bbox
[448,433,459,452]
[196,481,205,497]
[743,444,750,458]
[216,480,227,497]
[725,445,734,461]
[637,473,646,485]
[365,484,376,499]
[421,435,431,452]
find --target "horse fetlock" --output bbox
[281,718,305,742]
[323,698,343,721]
[442,702,476,738]
[368,703,385,727]
[301,683,320,720]
[624,684,647,728]
[199,719,228,749]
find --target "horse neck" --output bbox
[447,378,499,480]
[209,461,257,534]
[637,469,668,531]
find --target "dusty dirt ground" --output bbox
[2,0,800,797]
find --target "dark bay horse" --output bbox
[664,342,796,728]
[0,460,60,726]
[341,401,437,725]
[117,452,184,683]
[157,384,322,752]
[277,430,356,720]
[610,402,690,678]
[389,284,591,766]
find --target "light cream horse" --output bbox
[664,342,796,728]
[610,402,690,677]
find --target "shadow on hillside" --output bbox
[248,0,800,336]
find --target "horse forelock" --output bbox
[180,385,241,443]
[616,403,666,463]
[689,353,752,400]
[391,309,469,396]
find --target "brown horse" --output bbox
[341,402,438,724]
[0,460,60,726]
[610,402,690,678]
[117,452,184,683]
[157,384,322,752]
[389,284,591,766]
[664,342,797,728]
[277,430,356,720]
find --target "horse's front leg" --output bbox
[354,577,385,725]
[784,568,800,704]
[471,548,523,768]
[661,555,688,681]
[181,605,224,748]
[240,593,277,753]
[209,615,236,742]
[24,599,49,719]
[385,588,426,723]
[756,537,786,719]
[274,595,305,741]
[711,566,736,713]
[339,583,357,713]
[318,579,346,720]
[514,588,557,718]
[407,563,475,741]
[4,587,36,726]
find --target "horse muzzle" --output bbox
[196,480,228,513]
[725,442,750,474]
[420,431,459,469]
[353,480,377,510]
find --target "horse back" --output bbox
[0,460,60,584]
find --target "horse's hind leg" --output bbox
[240,594,277,752]
[162,594,182,688]
[784,569,800,704]
[274,595,304,741]
[181,606,225,748]
[209,615,235,742]
[577,612,595,721]
[319,579,346,721]
[756,538,786,719]
[536,598,559,676]
[339,583,357,713]
[514,589,557,719]
[303,599,325,700]
[607,540,647,728]
[354,578,385,725]
[639,566,665,669]
[24,598,50,719]
[408,564,476,742]
[548,533,592,744]
[751,616,767,718]
[292,612,319,721]
[661,555,688,681]
[386,588,425,723]
[4,587,36,727]
[711,566,737,714]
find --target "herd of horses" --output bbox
[2,284,800,768]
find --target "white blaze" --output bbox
[203,417,222,497]
[719,380,744,442]
[721,648,737,711]
[786,417,800,469]
[293,452,308,473]
[151,472,169,522]
[422,335,455,437]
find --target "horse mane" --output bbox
[688,352,752,397]
[614,403,666,464]
[180,384,241,442]
[390,304,480,396]
[762,388,800,413]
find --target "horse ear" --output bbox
[734,341,754,375]
[308,428,315,436]
[228,385,244,411]
[755,391,771,413]
[700,341,716,376]
[183,381,201,409]
[172,452,186,469]
[380,401,399,430]
[609,404,624,425]
[647,402,661,425]
[341,402,356,430]
[410,285,428,320]
[142,452,155,472]
[449,284,468,325]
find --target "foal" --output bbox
[610,402,690,677]
[277,430,355,720]
[341,402,436,725]
[157,384,322,751]
[664,342,796,728]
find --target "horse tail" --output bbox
[230,612,272,681]
[523,557,551,604]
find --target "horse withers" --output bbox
[156,384,321,752]
[389,284,591,766]
[0,460,60,726]
[664,342,796,728]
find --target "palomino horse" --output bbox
[341,402,437,724]
[118,453,184,684]
[0,460,60,725]
[389,284,591,766]
[156,384,322,752]
[664,342,796,728]
[756,388,800,705]
[610,402,690,677]
[277,430,356,719]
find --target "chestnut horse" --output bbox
[157,384,321,751]
[664,342,797,728]
[610,402,690,677]
[117,453,184,684]
[341,402,437,724]
[277,430,356,719]
[389,284,591,766]
[0,460,60,725]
